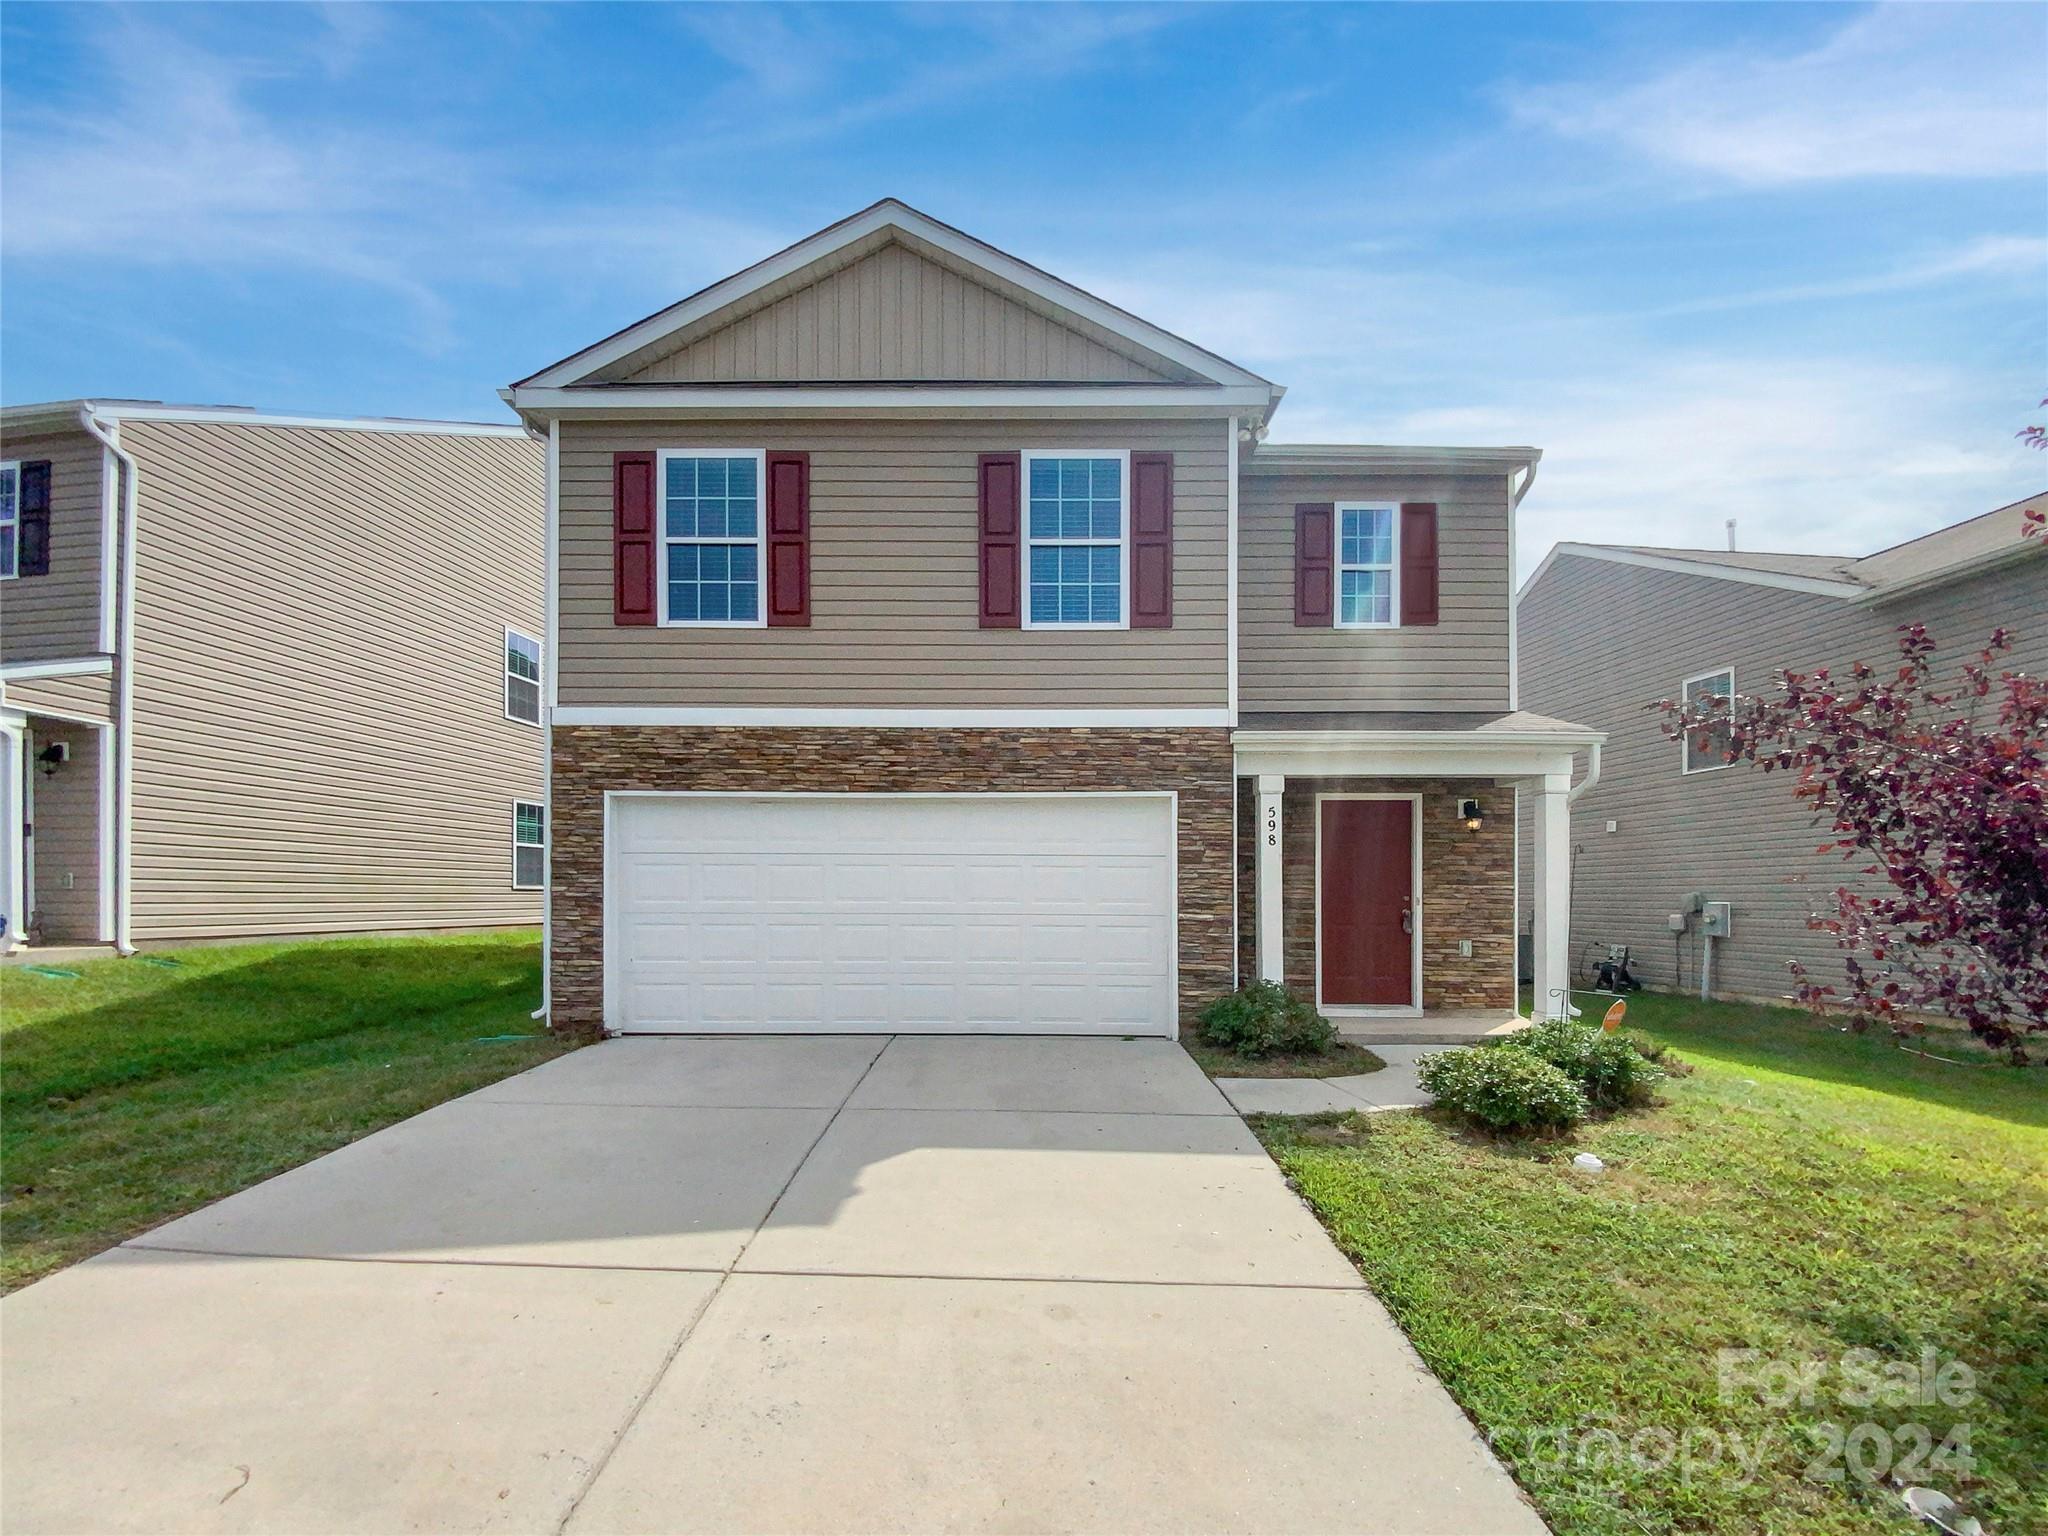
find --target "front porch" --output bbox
[1233,712,1603,1033]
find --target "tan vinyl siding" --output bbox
[557,416,1230,709]
[1515,549,2048,1003]
[4,669,114,722]
[1238,472,1512,713]
[117,420,545,940]
[605,239,1181,385]
[23,716,102,942]
[0,427,106,663]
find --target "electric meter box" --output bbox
[1701,901,1733,938]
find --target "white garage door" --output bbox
[608,794,1176,1035]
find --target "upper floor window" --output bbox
[661,450,764,627]
[505,628,542,725]
[1680,667,1735,774]
[0,461,17,580]
[1024,451,1126,628]
[1336,503,1398,628]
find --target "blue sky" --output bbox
[3,2,2043,575]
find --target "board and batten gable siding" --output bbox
[114,419,546,940]
[601,238,1184,386]
[1515,547,2048,1003]
[1237,471,1512,713]
[0,426,106,663]
[556,417,1230,710]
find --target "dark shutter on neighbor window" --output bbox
[1294,502,1334,626]
[1398,502,1439,627]
[978,452,1021,628]
[613,452,656,626]
[17,460,51,578]
[764,451,810,626]
[1129,451,1173,628]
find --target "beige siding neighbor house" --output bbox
[504,200,1600,1038]
[0,404,544,950]
[1514,496,2047,1008]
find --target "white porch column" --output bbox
[1255,774,1285,984]
[0,712,24,952]
[1530,772,1572,1020]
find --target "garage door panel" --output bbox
[610,795,1175,1035]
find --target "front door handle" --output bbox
[1400,899,1414,935]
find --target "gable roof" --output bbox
[508,200,1281,413]
[1520,491,2047,606]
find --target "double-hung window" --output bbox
[1335,502,1398,628]
[1680,667,1735,774]
[512,801,545,890]
[1024,451,1127,628]
[660,450,764,626]
[504,628,542,725]
[0,461,17,580]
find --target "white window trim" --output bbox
[504,625,543,727]
[0,460,19,582]
[1334,501,1400,631]
[1021,448,1130,631]
[656,447,768,629]
[512,800,546,890]
[1679,665,1736,775]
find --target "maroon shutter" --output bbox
[1129,451,1173,628]
[978,452,1021,628]
[1399,502,1439,627]
[16,460,51,578]
[1294,503,1334,626]
[765,451,810,626]
[612,451,656,626]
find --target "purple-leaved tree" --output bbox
[1659,626,2047,1059]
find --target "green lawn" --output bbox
[1,931,570,1292]
[1253,991,2048,1536]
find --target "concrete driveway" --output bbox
[1,1036,1543,1535]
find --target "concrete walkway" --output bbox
[1,1036,1543,1535]
[1215,1043,1441,1116]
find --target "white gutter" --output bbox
[1567,740,1602,804]
[76,405,138,955]
[1509,453,1541,510]
[533,419,558,1023]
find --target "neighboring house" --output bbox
[500,200,1600,1036]
[0,402,546,951]
[1514,495,2048,1006]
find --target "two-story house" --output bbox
[0,402,545,952]
[1516,495,2047,1005]
[503,201,1600,1037]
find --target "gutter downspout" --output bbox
[76,405,138,956]
[1567,741,1602,804]
[532,418,557,1022]
[1509,452,1540,511]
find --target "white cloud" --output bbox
[1077,248,2043,577]
[1509,4,2046,185]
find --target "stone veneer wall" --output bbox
[550,726,1235,1035]
[1233,775,1515,1011]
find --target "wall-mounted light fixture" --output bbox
[1458,796,1484,831]
[36,742,71,779]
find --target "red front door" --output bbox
[1319,798,1415,1007]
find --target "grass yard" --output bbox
[1,931,569,1292]
[1254,990,2047,1536]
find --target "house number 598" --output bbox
[1264,806,1279,848]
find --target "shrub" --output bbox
[1418,1046,1588,1133]
[1197,981,1337,1058]
[1500,1018,1665,1110]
